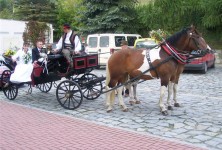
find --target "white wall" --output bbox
[0,19,53,54]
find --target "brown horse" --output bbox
[105,25,210,115]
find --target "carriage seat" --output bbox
[47,54,64,60]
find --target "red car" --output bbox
[184,50,216,73]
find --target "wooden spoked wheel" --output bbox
[1,70,18,100]
[37,82,52,93]
[79,73,103,100]
[56,80,83,110]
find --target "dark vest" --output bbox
[62,31,76,49]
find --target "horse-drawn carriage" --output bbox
[1,26,212,116]
[0,53,105,110]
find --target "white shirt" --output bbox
[12,49,32,65]
[56,30,82,52]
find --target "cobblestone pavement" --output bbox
[1,64,222,150]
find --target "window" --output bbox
[100,36,109,47]
[127,36,138,46]
[115,36,125,47]
[135,40,157,49]
[88,37,98,48]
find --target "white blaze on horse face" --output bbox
[207,44,211,50]
[138,47,161,77]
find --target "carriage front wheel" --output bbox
[56,80,83,110]
[80,73,103,100]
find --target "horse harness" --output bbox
[145,49,160,79]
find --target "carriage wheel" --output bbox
[80,73,103,100]
[56,80,83,110]
[3,84,18,100]
[38,82,52,93]
[1,70,18,100]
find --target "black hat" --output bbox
[63,23,71,29]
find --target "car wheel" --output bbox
[211,59,215,68]
[201,62,208,74]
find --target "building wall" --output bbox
[0,19,53,54]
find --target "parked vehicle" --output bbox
[86,33,141,66]
[134,38,157,49]
[184,50,216,73]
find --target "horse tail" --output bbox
[105,62,111,89]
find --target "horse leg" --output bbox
[159,85,168,116]
[106,86,112,112]
[117,86,128,112]
[106,89,115,112]
[128,83,135,105]
[167,81,174,110]
[132,81,140,104]
[173,83,180,107]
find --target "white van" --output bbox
[86,33,141,66]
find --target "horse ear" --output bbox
[190,24,196,30]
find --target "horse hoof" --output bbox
[161,111,168,116]
[129,101,135,105]
[168,106,173,110]
[123,108,129,112]
[107,109,112,113]
[174,103,180,107]
[135,100,141,104]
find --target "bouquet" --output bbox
[4,49,16,57]
[149,29,170,44]
[23,52,31,64]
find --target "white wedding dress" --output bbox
[10,50,33,83]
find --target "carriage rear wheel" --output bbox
[56,80,83,110]
[37,82,52,93]
[80,73,103,100]
[3,84,18,100]
[1,70,18,100]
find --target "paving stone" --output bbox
[163,132,178,138]
[173,122,185,129]
[206,127,221,133]
[171,128,188,134]
[205,139,221,147]
[136,128,147,132]
[193,135,213,141]
[216,144,222,149]
[196,124,209,130]
[186,138,202,143]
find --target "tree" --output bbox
[201,0,222,29]
[0,0,14,19]
[23,21,50,46]
[54,0,82,40]
[78,0,139,34]
[13,0,57,24]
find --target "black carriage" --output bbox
[0,53,105,110]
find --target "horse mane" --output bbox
[166,27,190,45]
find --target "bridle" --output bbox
[187,30,207,52]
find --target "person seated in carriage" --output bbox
[53,23,82,69]
[32,39,47,65]
[9,43,33,83]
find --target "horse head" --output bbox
[166,25,210,55]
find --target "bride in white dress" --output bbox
[10,43,33,83]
